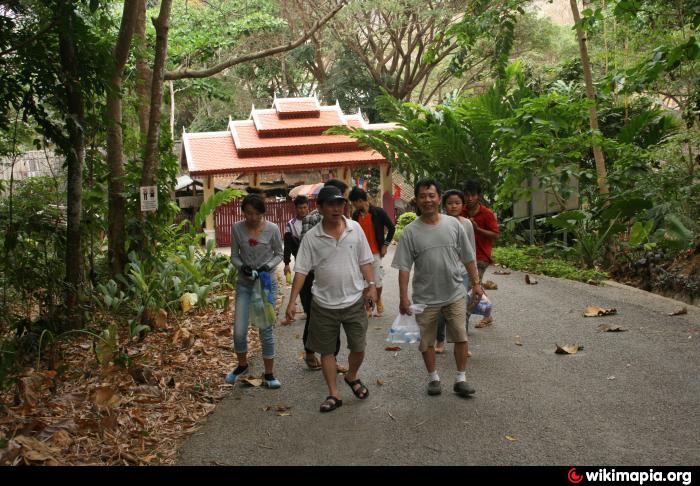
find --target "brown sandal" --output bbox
[305,355,322,370]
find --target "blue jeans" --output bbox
[437,279,470,342]
[233,277,277,359]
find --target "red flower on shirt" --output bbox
[248,238,258,247]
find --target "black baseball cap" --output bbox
[317,186,347,204]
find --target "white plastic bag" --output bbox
[387,304,426,343]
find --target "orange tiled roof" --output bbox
[182,97,388,176]
[274,97,321,118]
[252,106,344,134]
[230,120,360,157]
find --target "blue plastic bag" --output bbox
[250,271,276,329]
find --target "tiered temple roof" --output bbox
[181,97,387,177]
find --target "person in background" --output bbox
[349,186,395,317]
[462,180,499,328]
[435,189,476,354]
[225,194,283,388]
[283,195,309,281]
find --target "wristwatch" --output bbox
[368,281,376,287]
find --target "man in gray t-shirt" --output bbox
[392,179,484,398]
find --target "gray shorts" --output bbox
[308,298,368,354]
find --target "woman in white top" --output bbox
[435,189,477,354]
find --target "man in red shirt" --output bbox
[462,180,499,327]
[349,187,396,317]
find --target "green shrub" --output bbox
[493,245,608,283]
[394,211,417,240]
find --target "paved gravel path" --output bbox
[179,246,699,465]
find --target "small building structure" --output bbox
[180,96,395,244]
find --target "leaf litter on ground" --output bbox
[0,286,271,465]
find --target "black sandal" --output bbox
[344,377,369,400]
[320,395,342,412]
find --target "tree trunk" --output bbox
[57,5,85,322]
[106,0,138,278]
[169,80,175,139]
[134,0,151,142]
[570,0,609,195]
[140,0,173,188]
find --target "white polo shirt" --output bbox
[294,216,374,309]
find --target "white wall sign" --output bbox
[140,186,158,212]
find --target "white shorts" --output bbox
[367,253,384,288]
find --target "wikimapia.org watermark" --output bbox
[568,468,692,485]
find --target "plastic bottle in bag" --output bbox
[387,304,425,343]
[467,291,492,316]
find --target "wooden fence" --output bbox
[214,199,317,247]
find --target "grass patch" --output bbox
[493,245,608,283]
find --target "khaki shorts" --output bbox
[308,298,368,354]
[415,297,468,352]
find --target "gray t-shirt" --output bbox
[231,220,283,285]
[391,215,475,306]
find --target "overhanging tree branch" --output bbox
[163,2,345,81]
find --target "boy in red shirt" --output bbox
[462,180,499,327]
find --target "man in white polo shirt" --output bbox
[286,186,377,413]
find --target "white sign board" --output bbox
[140,186,158,212]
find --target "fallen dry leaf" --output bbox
[583,305,617,317]
[276,405,291,412]
[555,344,584,354]
[493,270,511,275]
[385,346,402,351]
[173,328,194,349]
[483,280,498,290]
[597,324,627,333]
[239,376,263,387]
[525,274,538,285]
[505,435,518,442]
[668,307,688,316]
[514,336,523,346]
[154,308,168,329]
[100,415,118,430]
[14,435,60,463]
[92,386,121,409]
[50,429,73,450]
[277,412,292,417]
[376,379,385,386]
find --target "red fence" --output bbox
[214,199,317,247]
